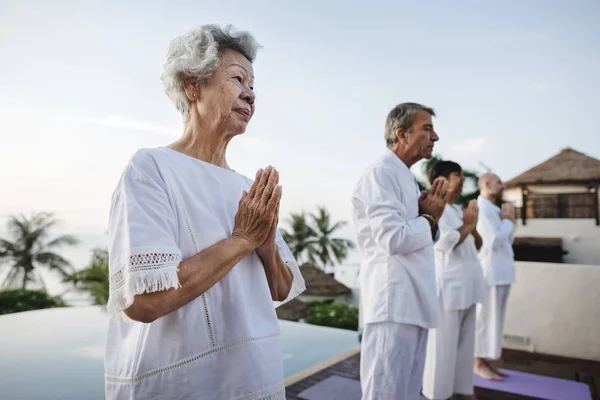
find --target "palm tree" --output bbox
[64,248,109,305]
[280,207,355,270]
[280,212,318,264]
[0,212,78,290]
[310,206,355,267]
[421,155,443,185]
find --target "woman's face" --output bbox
[447,171,465,196]
[194,49,255,136]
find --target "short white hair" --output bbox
[161,24,261,119]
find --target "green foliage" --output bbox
[64,248,109,305]
[0,212,78,290]
[280,206,355,269]
[0,289,66,315]
[304,300,359,331]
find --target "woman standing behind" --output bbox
[422,161,486,400]
[104,24,305,400]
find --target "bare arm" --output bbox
[126,166,281,323]
[257,246,293,302]
[455,223,475,248]
[472,228,483,250]
[125,236,254,323]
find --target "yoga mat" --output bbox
[473,369,592,400]
[297,375,361,400]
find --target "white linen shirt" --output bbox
[104,147,305,400]
[434,204,485,311]
[476,196,516,286]
[351,149,439,329]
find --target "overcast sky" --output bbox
[1,0,598,295]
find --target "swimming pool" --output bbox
[0,306,359,399]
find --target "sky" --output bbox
[1,0,599,295]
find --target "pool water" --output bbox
[0,306,359,399]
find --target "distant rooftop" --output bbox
[506,148,600,187]
[300,263,352,296]
[276,298,310,321]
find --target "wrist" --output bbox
[420,213,438,226]
[230,234,256,255]
[256,242,277,257]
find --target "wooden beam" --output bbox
[521,186,528,225]
[594,185,599,226]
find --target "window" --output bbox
[525,193,597,219]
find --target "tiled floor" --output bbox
[285,349,600,400]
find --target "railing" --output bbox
[518,192,599,225]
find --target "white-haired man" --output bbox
[474,173,516,381]
[352,103,449,399]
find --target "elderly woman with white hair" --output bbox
[104,24,305,400]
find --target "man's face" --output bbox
[488,174,505,197]
[404,110,439,160]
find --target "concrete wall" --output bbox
[503,186,600,265]
[513,219,600,265]
[504,261,600,361]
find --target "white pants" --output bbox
[360,322,428,400]
[475,284,511,360]
[422,301,477,400]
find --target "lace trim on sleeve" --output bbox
[107,249,182,321]
[273,255,306,309]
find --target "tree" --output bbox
[280,207,355,269]
[280,212,318,265]
[310,206,355,267]
[64,248,109,305]
[0,212,78,290]
[0,289,66,315]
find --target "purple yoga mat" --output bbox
[473,369,592,400]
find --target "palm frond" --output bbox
[46,235,79,248]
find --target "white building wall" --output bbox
[503,186,600,265]
[504,261,600,361]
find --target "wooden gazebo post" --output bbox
[593,184,599,226]
[521,185,528,225]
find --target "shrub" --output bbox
[304,300,359,331]
[0,289,66,315]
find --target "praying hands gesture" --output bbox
[462,200,479,232]
[233,166,292,301]
[233,166,282,250]
[501,203,516,222]
[419,177,450,222]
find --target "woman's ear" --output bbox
[183,79,199,102]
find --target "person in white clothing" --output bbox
[474,172,516,381]
[352,103,449,400]
[422,161,486,400]
[104,24,305,400]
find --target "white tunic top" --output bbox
[104,147,305,400]
[351,149,439,329]
[434,204,485,311]
[476,196,516,286]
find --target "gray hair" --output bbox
[161,24,262,119]
[385,102,436,149]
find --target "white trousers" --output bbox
[360,322,428,400]
[475,284,511,360]
[422,300,477,400]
